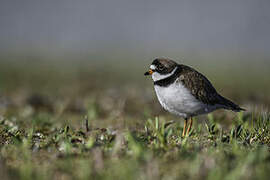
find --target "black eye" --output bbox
[158,65,164,71]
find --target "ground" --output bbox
[0,58,270,180]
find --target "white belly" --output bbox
[154,82,215,118]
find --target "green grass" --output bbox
[1,111,270,180]
[0,58,270,180]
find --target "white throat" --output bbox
[152,66,178,82]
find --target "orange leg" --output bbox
[182,119,187,137]
[186,117,193,136]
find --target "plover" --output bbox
[144,58,245,137]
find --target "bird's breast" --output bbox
[154,81,205,117]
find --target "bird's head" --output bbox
[144,58,178,81]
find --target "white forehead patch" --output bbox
[150,65,156,70]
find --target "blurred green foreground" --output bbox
[0,55,270,180]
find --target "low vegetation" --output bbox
[0,59,269,179]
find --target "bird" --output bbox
[144,58,245,137]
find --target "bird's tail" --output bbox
[218,95,245,112]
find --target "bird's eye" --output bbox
[158,65,164,71]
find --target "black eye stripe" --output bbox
[151,58,178,75]
[157,66,165,72]
[152,59,162,67]
[152,61,163,69]
[151,61,167,74]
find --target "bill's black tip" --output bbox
[144,71,150,76]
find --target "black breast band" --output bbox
[154,65,181,87]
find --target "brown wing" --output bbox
[177,65,223,105]
[177,64,244,111]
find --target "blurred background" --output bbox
[0,0,270,122]
[1,1,270,179]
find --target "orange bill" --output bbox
[144,69,153,76]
